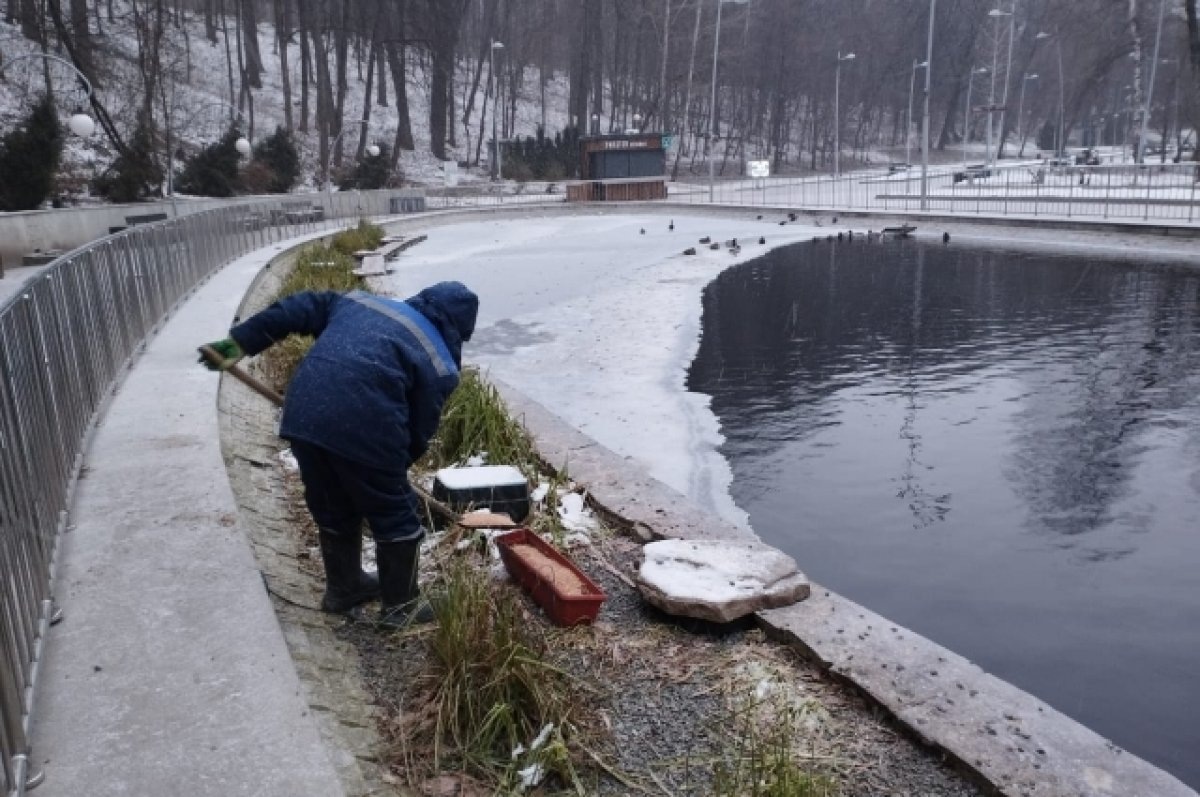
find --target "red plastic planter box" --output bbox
[495,529,606,626]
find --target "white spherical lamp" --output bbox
[367,144,380,157]
[235,136,251,156]
[68,112,95,138]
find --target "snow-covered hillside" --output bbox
[0,4,577,199]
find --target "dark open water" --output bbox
[687,238,1200,788]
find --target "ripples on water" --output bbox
[687,239,1200,787]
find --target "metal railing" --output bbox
[0,194,386,796]
[668,161,1200,224]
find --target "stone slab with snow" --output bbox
[636,539,810,623]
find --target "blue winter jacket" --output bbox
[230,282,479,469]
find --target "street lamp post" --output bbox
[1016,73,1038,157]
[963,66,989,167]
[907,59,928,167]
[0,53,96,138]
[920,0,936,211]
[834,51,855,177]
[1035,31,1065,157]
[1136,0,1166,164]
[490,40,505,180]
[985,7,1011,168]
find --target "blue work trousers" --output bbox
[289,439,423,542]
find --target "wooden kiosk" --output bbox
[567,132,668,202]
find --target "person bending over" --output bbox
[201,281,479,629]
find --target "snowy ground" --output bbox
[376,212,822,528]
[0,5,577,196]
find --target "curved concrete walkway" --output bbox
[29,233,346,797]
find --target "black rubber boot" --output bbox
[317,527,380,614]
[376,537,435,630]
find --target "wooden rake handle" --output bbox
[199,344,286,407]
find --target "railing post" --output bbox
[1104,169,1111,219]
[1190,168,1197,224]
[1145,166,1153,221]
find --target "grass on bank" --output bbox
[706,698,839,797]
[393,559,588,793]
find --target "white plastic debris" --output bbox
[530,482,550,503]
[466,453,487,467]
[557,491,597,532]
[516,763,545,791]
[278,448,298,472]
[529,723,554,751]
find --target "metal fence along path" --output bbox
[0,194,392,796]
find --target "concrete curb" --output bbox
[488,375,1197,797]
[218,232,401,797]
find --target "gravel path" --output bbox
[335,525,990,796]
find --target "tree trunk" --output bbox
[203,0,216,42]
[359,34,377,158]
[425,0,467,160]
[333,0,350,164]
[69,0,93,77]
[1186,0,1200,164]
[19,0,42,41]
[376,28,387,106]
[1128,0,1145,160]
[239,0,263,88]
[659,0,670,133]
[588,0,603,126]
[274,0,293,130]
[219,0,237,110]
[298,0,311,132]
[383,0,413,151]
[671,0,703,179]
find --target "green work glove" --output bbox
[198,338,244,371]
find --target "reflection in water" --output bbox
[687,239,1200,787]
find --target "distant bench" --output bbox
[272,201,325,225]
[126,212,169,226]
[352,235,428,277]
[108,211,170,234]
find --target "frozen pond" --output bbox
[686,238,1200,788]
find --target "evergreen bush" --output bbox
[499,125,578,181]
[0,94,64,211]
[175,127,245,197]
[92,117,163,203]
[336,142,393,190]
[250,126,300,193]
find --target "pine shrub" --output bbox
[0,94,64,211]
[336,142,393,190]
[176,127,245,197]
[92,117,165,203]
[251,126,300,193]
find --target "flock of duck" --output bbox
[638,214,952,256]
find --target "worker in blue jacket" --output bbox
[200,281,479,629]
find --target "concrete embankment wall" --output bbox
[0,188,423,272]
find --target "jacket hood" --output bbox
[407,281,479,367]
